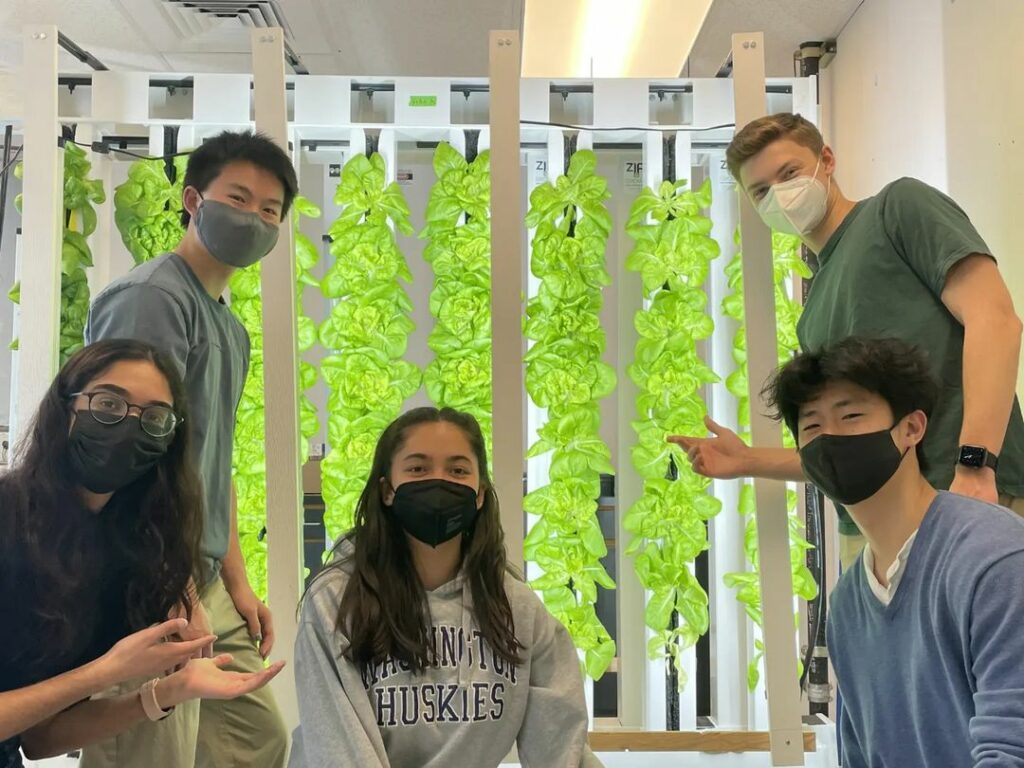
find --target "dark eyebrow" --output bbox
[401,453,430,461]
[447,455,473,464]
[90,384,171,408]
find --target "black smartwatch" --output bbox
[958,445,999,471]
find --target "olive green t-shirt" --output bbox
[797,177,1024,535]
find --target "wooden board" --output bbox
[588,730,817,753]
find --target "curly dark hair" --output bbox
[763,336,940,469]
[0,339,204,665]
[320,407,522,675]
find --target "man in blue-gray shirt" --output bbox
[765,336,1024,767]
[81,131,297,768]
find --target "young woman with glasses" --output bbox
[0,340,283,768]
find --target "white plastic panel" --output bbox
[594,79,650,128]
[394,77,452,126]
[193,73,251,124]
[91,71,150,123]
[294,76,352,126]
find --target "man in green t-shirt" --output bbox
[672,112,1024,569]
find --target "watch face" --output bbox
[960,445,988,468]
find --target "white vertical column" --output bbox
[614,130,655,731]
[732,32,804,766]
[489,30,525,571]
[251,27,302,730]
[706,148,748,729]
[10,26,61,447]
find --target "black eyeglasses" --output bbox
[70,391,181,438]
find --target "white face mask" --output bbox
[755,157,830,236]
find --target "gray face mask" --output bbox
[194,197,280,269]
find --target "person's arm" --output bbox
[968,550,1024,765]
[220,483,274,658]
[291,599,387,768]
[881,179,1020,503]
[0,620,211,744]
[942,256,1023,503]
[668,416,805,483]
[516,605,599,768]
[20,653,284,760]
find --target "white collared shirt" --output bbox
[863,531,919,606]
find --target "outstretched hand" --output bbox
[668,415,751,480]
[159,655,285,709]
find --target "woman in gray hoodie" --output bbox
[289,407,603,768]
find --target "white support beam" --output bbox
[706,149,748,729]
[11,26,61,447]
[614,131,657,732]
[731,32,805,766]
[251,27,302,731]
[489,30,525,572]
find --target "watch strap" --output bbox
[140,678,174,721]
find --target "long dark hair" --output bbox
[0,339,204,663]
[329,407,522,674]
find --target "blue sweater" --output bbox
[828,492,1024,767]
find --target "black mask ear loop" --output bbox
[890,417,914,462]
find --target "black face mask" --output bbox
[799,425,910,506]
[67,414,172,494]
[389,479,481,548]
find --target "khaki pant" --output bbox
[838,494,1024,571]
[80,577,288,768]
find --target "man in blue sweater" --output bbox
[764,336,1024,767]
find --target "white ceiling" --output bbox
[0,0,862,78]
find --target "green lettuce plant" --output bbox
[522,150,617,680]
[114,158,188,265]
[720,230,819,690]
[419,143,493,453]
[9,144,106,363]
[230,195,322,599]
[622,178,722,690]
[319,153,421,537]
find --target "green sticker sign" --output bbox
[409,95,438,107]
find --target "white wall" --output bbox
[825,0,948,198]
[826,0,1024,392]
[942,0,1024,388]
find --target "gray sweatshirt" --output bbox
[288,544,604,768]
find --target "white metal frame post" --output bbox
[613,129,656,730]
[251,27,302,730]
[489,30,525,570]
[731,32,805,765]
[707,148,749,729]
[10,26,61,446]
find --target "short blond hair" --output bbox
[726,113,824,180]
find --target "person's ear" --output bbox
[182,186,202,220]
[901,410,928,450]
[820,145,836,177]
[476,483,486,511]
[380,476,396,506]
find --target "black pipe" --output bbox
[0,125,13,263]
[163,126,179,183]
[464,129,480,164]
[666,610,680,730]
[800,246,830,716]
[57,32,107,72]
